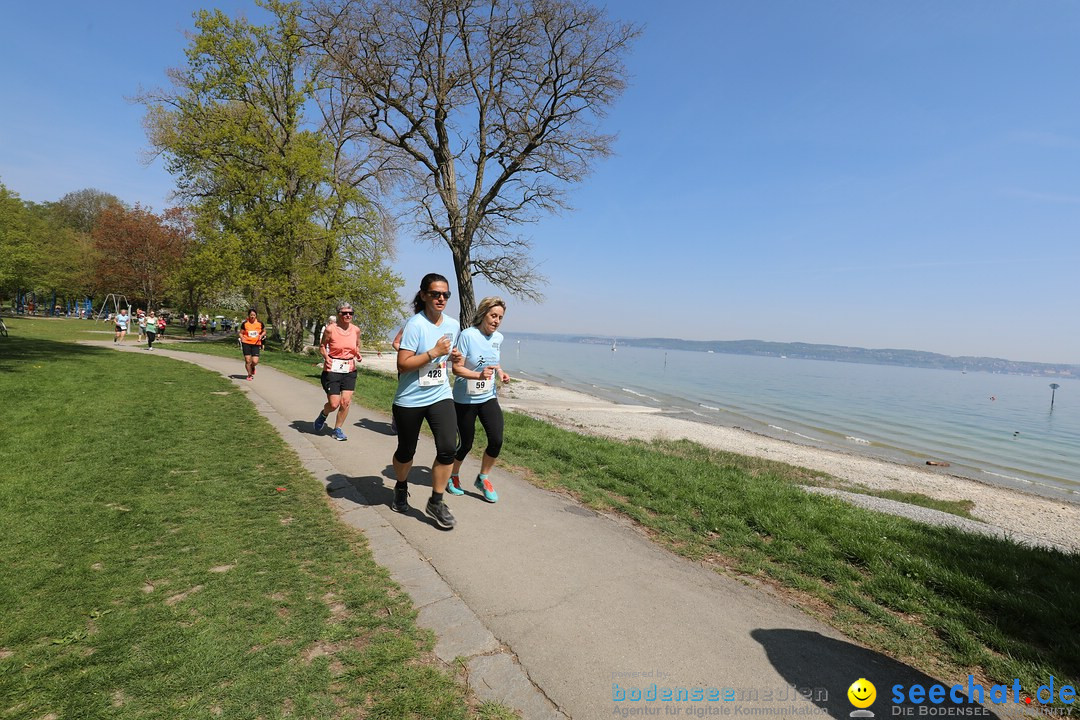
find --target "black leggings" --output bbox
[146,331,156,348]
[393,399,457,466]
[454,398,504,462]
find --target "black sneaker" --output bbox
[425,499,456,529]
[392,485,410,513]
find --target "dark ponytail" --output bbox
[412,273,449,314]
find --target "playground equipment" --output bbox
[95,294,131,321]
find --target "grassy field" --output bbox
[154,321,1080,697]
[0,316,513,720]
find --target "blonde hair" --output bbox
[472,296,507,328]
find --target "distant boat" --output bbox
[611,338,617,352]
[707,350,715,354]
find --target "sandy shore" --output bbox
[362,352,1080,553]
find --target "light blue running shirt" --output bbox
[452,327,502,404]
[394,312,460,408]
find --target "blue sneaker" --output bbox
[446,475,464,496]
[332,427,347,442]
[313,413,327,432]
[475,475,498,503]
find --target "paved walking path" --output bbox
[103,342,998,720]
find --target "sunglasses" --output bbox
[339,311,353,316]
[427,291,452,300]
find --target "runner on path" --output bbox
[449,296,510,503]
[145,310,158,350]
[389,273,462,529]
[313,303,361,441]
[114,308,130,344]
[237,308,267,381]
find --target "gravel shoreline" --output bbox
[363,352,1080,553]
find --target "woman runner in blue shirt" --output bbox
[390,273,463,529]
[448,297,510,503]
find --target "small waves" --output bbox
[768,424,815,441]
[699,404,720,412]
[622,388,659,403]
[983,470,1031,484]
[982,470,1080,498]
[846,436,872,445]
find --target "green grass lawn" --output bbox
[0,317,513,720]
[156,320,1080,696]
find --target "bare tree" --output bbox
[306,0,640,324]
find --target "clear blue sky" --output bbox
[3,1,1078,363]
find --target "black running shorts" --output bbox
[321,370,357,396]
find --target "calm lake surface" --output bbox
[498,335,1080,503]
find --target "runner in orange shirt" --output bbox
[237,308,267,380]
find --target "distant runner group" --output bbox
[109,275,507,533]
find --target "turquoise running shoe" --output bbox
[446,475,465,496]
[474,475,498,503]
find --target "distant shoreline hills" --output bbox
[512,333,1078,378]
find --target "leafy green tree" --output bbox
[52,188,122,234]
[0,183,42,304]
[140,0,401,350]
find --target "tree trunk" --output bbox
[451,241,475,329]
[283,311,305,352]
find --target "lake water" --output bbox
[498,335,1080,503]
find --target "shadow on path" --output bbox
[752,629,1002,720]
[354,417,395,436]
[326,467,450,529]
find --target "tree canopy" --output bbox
[306,0,639,325]
[140,0,401,350]
[92,204,185,309]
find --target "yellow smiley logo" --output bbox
[848,678,876,709]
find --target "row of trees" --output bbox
[0,180,400,346]
[139,0,638,346]
[0,185,181,312]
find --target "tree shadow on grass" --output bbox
[0,335,111,372]
[751,629,1005,720]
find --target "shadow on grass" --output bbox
[0,334,110,372]
[752,629,1004,720]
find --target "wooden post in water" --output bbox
[1050,383,1060,411]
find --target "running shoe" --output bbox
[332,428,347,441]
[475,475,498,503]
[425,499,457,529]
[247,375,254,381]
[392,485,410,513]
[313,413,327,432]
[446,475,464,495]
